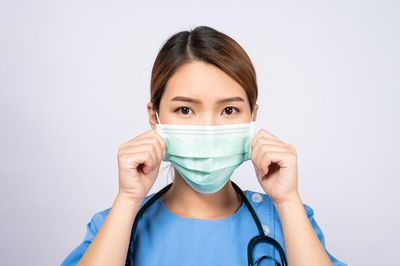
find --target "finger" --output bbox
[131,130,167,152]
[251,143,277,177]
[252,137,289,152]
[261,141,292,153]
[151,130,167,151]
[251,129,282,149]
[128,133,167,157]
[251,139,290,169]
[256,148,271,177]
[125,130,152,144]
[144,130,167,153]
[122,143,159,170]
[251,140,265,176]
[121,150,156,174]
[125,137,165,159]
[258,151,292,176]
[141,140,164,162]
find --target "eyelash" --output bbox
[173,106,240,116]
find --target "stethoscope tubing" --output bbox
[125,181,287,266]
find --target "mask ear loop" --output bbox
[155,111,161,124]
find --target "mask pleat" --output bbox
[156,121,256,193]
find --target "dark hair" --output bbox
[150,26,258,114]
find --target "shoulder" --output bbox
[242,189,347,266]
[88,193,157,232]
[243,189,272,210]
[243,189,314,214]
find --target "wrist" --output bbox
[116,192,144,207]
[272,191,302,210]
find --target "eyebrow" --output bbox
[170,96,245,104]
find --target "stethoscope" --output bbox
[125,181,288,266]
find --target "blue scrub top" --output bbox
[61,189,347,266]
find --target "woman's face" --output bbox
[148,60,258,127]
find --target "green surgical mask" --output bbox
[155,112,256,194]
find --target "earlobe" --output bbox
[147,102,157,130]
[252,104,259,121]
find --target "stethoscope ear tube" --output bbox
[230,182,287,266]
[125,181,287,266]
[125,183,173,266]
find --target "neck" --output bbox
[161,168,242,220]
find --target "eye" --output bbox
[221,106,240,116]
[174,106,194,115]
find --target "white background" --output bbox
[0,1,398,265]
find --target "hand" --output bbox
[250,129,299,205]
[117,129,166,204]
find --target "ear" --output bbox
[147,102,158,130]
[252,103,259,121]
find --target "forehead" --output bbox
[163,61,248,101]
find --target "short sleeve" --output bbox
[60,212,105,266]
[303,204,348,266]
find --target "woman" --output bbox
[61,26,347,266]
